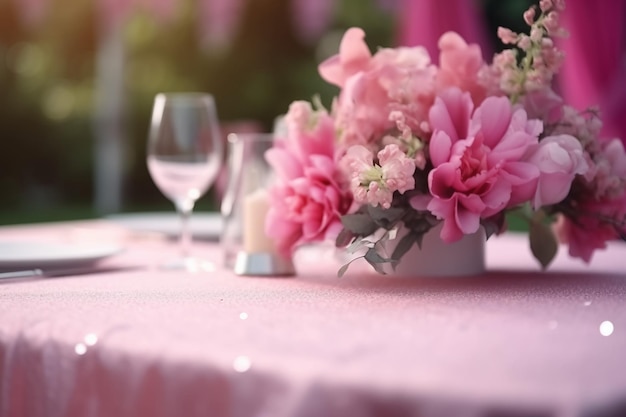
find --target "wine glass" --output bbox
[147,93,222,271]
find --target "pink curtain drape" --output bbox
[557,0,626,143]
[395,0,491,61]
[395,0,626,144]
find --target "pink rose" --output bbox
[416,88,541,242]
[524,134,589,208]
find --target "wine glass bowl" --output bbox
[147,93,222,271]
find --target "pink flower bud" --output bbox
[518,35,532,50]
[539,0,552,12]
[497,27,518,44]
[553,0,566,11]
[543,11,560,34]
[523,7,536,25]
[530,27,543,42]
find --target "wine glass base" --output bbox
[160,257,215,273]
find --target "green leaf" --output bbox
[391,232,417,262]
[367,205,404,229]
[415,232,425,249]
[370,261,387,275]
[335,228,355,248]
[403,216,435,235]
[529,220,558,269]
[341,213,378,236]
[481,213,505,239]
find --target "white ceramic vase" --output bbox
[387,223,486,277]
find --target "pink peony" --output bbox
[319,27,437,147]
[279,101,336,167]
[318,27,371,88]
[524,134,588,208]
[266,157,352,256]
[265,103,352,256]
[436,31,488,106]
[416,88,542,242]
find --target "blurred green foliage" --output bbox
[0,0,532,225]
[0,0,395,224]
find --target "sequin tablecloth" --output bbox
[1,219,625,417]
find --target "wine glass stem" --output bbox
[176,199,195,259]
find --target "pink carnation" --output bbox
[342,144,415,209]
[378,144,416,194]
[415,88,542,242]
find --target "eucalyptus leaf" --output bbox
[337,256,363,278]
[341,213,378,236]
[337,262,351,278]
[364,251,389,275]
[529,220,558,269]
[347,238,366,254]
[364,247,389,264]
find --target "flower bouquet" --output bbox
[265,0,626,276]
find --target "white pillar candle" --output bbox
[243,189,276,253]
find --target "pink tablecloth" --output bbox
[1,219,625,417]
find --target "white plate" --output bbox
[104,212,222,240]
[0,241,123,270]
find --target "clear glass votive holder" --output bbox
[220,133,295,276]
